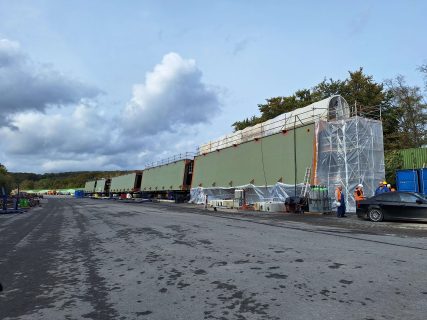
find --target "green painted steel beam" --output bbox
[110,173,138,192]
[95,179,107,193]
[84,180,96,192]
[141,160,188,191]
[192,124,314,188]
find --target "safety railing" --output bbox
[144,152,196,169]
[197,106,330,155]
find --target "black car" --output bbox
[356,192,427,222]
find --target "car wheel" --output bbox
[368,208,383,222]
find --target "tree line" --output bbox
[0,166,130,193]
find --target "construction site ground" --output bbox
[0,197,426,320]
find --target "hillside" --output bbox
[9,171,132,190]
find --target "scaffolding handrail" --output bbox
[197,106,330,155]
[144,152,196,169]
[196,100,383,156]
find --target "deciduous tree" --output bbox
[384,75,427,149]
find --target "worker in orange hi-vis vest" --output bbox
[354,184,365,203]
[335,185,346,218]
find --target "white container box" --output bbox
[209,199,234,208]
[265,202,285,212]
[255,201,285,212]
[254,202,267,211]
[222,200,234,208]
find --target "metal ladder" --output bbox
[300,167,311,197]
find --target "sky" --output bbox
[0,0,426,173]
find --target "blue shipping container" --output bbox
[396,169,419,192]
[74,190,84,198]
[418,168,427,195]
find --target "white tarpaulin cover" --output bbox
[189,183,304,205]
[315,117,385,212]
[199,95,350,154]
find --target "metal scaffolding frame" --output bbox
[314,116,385,212]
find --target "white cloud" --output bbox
[122,52,220,135]
[0,104,110,155]
[0,103,212,173]
[0,51,222,173]
[0,38,101,126]
[0,103,140,172]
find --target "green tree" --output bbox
[384,150,404,185]
[384,75,427,149]
[0,163,8,175]
[233,68,388,130]
[7,170,132,191]
[0,163,13,194]
[339,68,386,116]
[20,179,35,190]
[232,89,323,131]
[232,116,261,131]
[312,78,345,99]
[419,64,427,91]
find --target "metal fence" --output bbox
[144,152,196,169]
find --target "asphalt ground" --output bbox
[0,198,426,320]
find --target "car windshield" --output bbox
[399,192,423,203]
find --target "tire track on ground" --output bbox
[112,201,427,251]
[0,202,57,260]
[0,201,65,318]
[67,200,120,320]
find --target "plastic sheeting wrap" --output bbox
[198,95,350,154]
[189,183,304,205]
[315,117,385,212]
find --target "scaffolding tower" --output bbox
[315,116,385,212]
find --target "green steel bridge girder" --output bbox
[84,180,96,192]
[141,159,190,192]
[95,179,107,193]
[110,173,139,193]
[192,124,315,188]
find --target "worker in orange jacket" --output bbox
[354,184,365,202]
